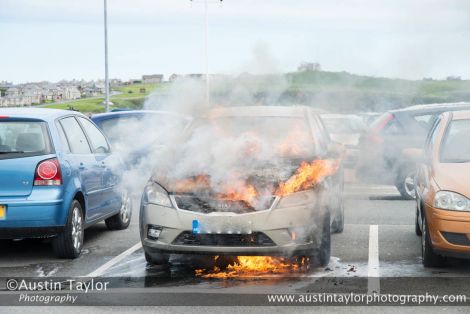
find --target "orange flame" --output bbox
[195,256,308,279]
[275,159,340,196]
[217,183,259,204]
[172,175,210,193]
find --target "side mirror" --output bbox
[402,148,425,163]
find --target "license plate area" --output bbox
[192,219,253,235]
[0,205,6,220]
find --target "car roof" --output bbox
[206,106,315,118]
[0,107,83,120]
[91,110,191,121]
[321,113,362,119]
[391,102,470,114]
[450,110,470,120]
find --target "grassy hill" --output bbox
[44,83,166,113]
[283,71,470,112]
[43,72,470,114]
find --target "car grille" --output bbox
[441,232,470,246]
[171,194,277,214]
[172,231,276,247]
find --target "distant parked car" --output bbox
[359,112,381,126]
[414,110,470,266]
[0,108,131,258]
[357,103,470,199]
[91,110,191,166]
[321,114,367,167]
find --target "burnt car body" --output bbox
[414,110,470,267]
[357,103,470,199]
[139,106,344,267]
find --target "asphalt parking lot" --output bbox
[1,180,470,306]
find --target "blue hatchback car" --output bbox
[0,108,132,258]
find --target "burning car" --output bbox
[139,106,344,268]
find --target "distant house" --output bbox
[297,62,321,72]
[142,74,164,84]
[446,76,462,81]
[169,74,180,82]
[6,87,20,97]
[186,74,204,80]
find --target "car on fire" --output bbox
[140,106,344,268]
[357,102,470,199]
[0,108,131,258]
[413,110,470,267]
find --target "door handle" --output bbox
[100,162,106,168]
[79,163,86,170]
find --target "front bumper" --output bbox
[140,190,328,257]
[427,205,470,258]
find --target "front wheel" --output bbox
[331,202,344,234]
[415,206,422,236]
[422,215,444,267]
[145,251,170,267]
[52,200,84,259]
[105,192,132,230]
[309,213,331,268]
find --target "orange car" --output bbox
[414,110,470,267]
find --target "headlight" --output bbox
[434,191,470,211]
[143,182,173,208]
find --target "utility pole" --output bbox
[103,0,111,112]
[191,0,223,107]
[204,0,209,107]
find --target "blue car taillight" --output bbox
[34,158,62,186]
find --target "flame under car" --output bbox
[139,106,344,268]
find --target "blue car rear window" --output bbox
[0,121,53,160]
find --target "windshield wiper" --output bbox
[0,151,25,154]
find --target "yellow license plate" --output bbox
[0,205,5,220]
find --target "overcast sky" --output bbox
[1,0,470,83]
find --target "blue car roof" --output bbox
[0,108,83,121]
[91,110,191,122]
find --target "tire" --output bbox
[415,204,422,236]
[331,170,345,233]
[396,166,417,200]
[105,192,132,230]
[421,215,444,267]
[145,251,170,266]
[52,200,84,259]
[309,213,331,268]
[331,202,344,234]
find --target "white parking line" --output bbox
[85,242,142,278]
[367,225,380,294]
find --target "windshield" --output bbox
[322,116,366,134]
[440,119,470,163]
[0,121,52,160]
[186,116,316,160]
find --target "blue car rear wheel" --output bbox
[52,200,84,259]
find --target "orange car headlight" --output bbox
[434,191,470,212]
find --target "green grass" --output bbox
[44,74,470,114]
[44,83,165,113]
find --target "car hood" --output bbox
[433,163,470,199]
[154,162,300,193]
